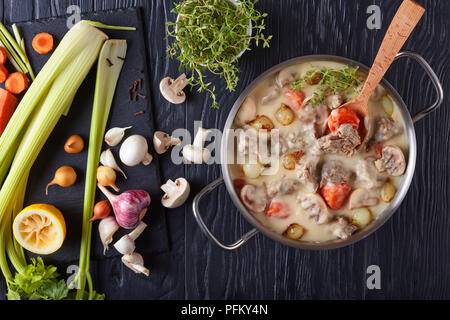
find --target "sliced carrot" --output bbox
[0,64,8,83]
[320,182,352,210]
[0,88,18,136]
[266,201,290,219]
[327,106,360,132]
[233,178,246,190]
[0,46,7,65]
[5,72,28,95]
[32,32,54,54]
[285,89,305,110]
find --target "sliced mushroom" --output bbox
[182,128,211,164]
[240,184,268,213]
[261,85,281,105]
[328,217,357,240]
[348,188,379,209]
[297,193,330,225]
[159,73,188,104]
[276,66,299,88]
[374,145,406,176]
[356,157,386,189]
[235,97,257,126]
[122,252,150,276]
[153,131,181,154]
[160,178,190,208]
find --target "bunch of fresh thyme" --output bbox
[167,0,272,108]
[291,64,362,106]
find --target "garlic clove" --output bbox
[121,252,150,276]
[98,216,120,254]
[100,149,127,179]
[104,126,132,147]
[113,222,147,255]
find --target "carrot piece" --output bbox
[233,178,246,190]
[5,72,28,94]
[0,88,18,136]
[32,32,54,54]
[0,64,8,83]
[0,46,7,65]
[320,182,352,210]
[285,89,305,110]
[266,201,290,218]
[327,106,360,132]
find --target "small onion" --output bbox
[89,200,112,222]
[46,166,77,195]
[64,135,84,154]
[97,166,119,192]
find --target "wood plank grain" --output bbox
[183,0,450,300]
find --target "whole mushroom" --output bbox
[160,178,190,208]
[159,73,188,104]
[120,135,153,166]
[153,131,181,154]
[182,127,211,164]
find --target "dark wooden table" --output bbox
[0,0,449,300]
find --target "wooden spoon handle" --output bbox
[359,0,425,102]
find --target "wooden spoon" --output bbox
[340,0,425,147]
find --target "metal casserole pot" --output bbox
[192,52,443,250]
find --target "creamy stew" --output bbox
[230,60,408,242]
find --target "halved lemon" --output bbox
[13,204,66,255]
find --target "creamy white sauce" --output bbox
[230,60,408,242]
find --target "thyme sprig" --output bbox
[167,0,272,108]
[291,64,362,106]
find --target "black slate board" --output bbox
[15,8,169,264]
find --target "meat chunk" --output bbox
[372,115,403,143]
[240,184,269,214]
[297,193,331,224]
[348,188,379,209]
[267,178,300,198]
[324,94,343,109]
[374,145,406,176]
[297,101,330,138]
[296,155,321,192]
[355,157,386,189]
[328,217,357,240]
[320,160,352,186]
[261,85,281,105]
[317,124,361,156]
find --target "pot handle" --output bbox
[394,51,444,122]
[192,177,259,250]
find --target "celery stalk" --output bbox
[6,172,29,274]
[0,21,108,168]
[76,40,127,300]
[0,31,107,225]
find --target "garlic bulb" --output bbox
[104,126,132,147]
[100,149,127,179]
